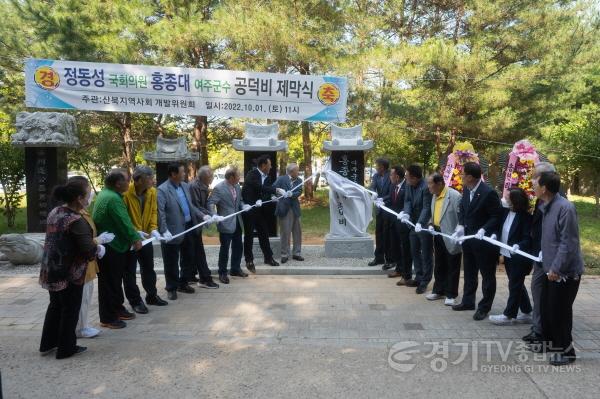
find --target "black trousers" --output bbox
[374,212,391,262]
[123,243,157,306]
[503,257,533,318]
[161,227,196,292]
[189,233,213,283]
[461,239,498,312]
[218,220,243,275]
[541,277,580,356]
[391,220,413,279]
[242,207,273,262]
[40,282,84,358]
[432,233,461,298]
[98,246,127,323]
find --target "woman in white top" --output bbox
[489,188,534,325]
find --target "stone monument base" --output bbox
[324,234,373,258]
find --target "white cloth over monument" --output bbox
[324,164,374,238]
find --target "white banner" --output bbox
[25,59,348,122]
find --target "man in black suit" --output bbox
[241,154,286,272]
[452,162,503,320]
[368,158,391,267]
[385,166,413,284]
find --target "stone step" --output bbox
[150,244,386,275]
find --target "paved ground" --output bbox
[1,271,599,398]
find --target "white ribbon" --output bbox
[134,173,318,249]
[339,175,543,263]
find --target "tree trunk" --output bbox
[301,120,314,200]
[118,112,134,174]
[298,62,314,200]
[194,115,210,169]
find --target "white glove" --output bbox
[212,215,226,223]
[242,204,252,211]
[396,211,406,221]
[400,213,410,223]
[415,223,423,233]
[137,231,149,239]
[375,198,384,208]
[162,230,173,241]
[476,228,486,240]
[97,245,106,259]
[255,199,263,207]
[96,232,115,244]
[285,190,293,198]
[276,188,286,196]
[203,214,212,222]
[371,193,378,201]
[511,244,520,253]
[490,234,498,241]
[151,230,162,240]
[451,225,464,242]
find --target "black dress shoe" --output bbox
[452,303,476,311]
[265,258,280,267]
[177,284,195,294]
[281,257,288,264]
[146,295,168,306]
[219,274,230,284]
[246,262,256,273]
[522,331,543,343]
[415,285,427,294]
[405,279,419,287]
[118,309,136,320]
[382,263,394,271]
[188,276,200,283]
[473,309,488,321]
[167,290,178,300]
[100,320,127,329]
[549,353,576,366]
[40,347,57,356]
[56,345,87,359]
[133,303,149,314]
[292,255,304,261]
[368,258,384,266]
[230,271,249,278]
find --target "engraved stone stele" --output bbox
[0,234,44,265]
[323,124,374,258]
[12,112,79,147]
[232,123,288,152]
[11,112,78,232]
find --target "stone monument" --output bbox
[323,124,374,258]
[233,123,288,254]
[144,137,199,186]
[0,234,44,265]
[12,112,79,232]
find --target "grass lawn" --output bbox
[2,191,598,274]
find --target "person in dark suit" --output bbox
[241,154,286,272]
[452,162,503,321]
[399,164,433,294]
[368,158,391,267]
[273,163,304,263]
[385,166,413,285]
[489,187,533,325]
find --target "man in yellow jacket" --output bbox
[122,166,168,312]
